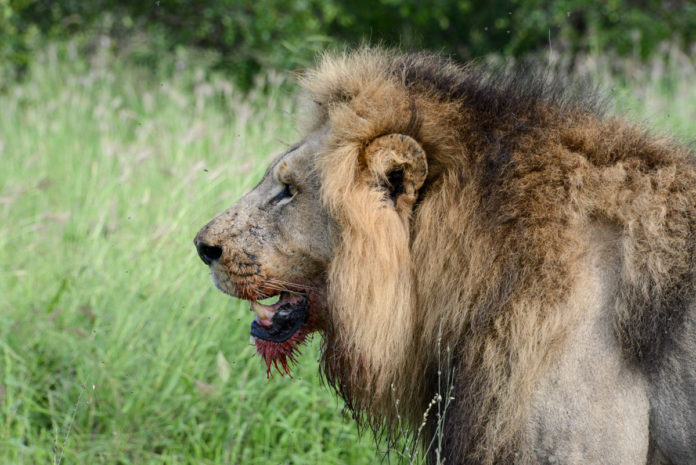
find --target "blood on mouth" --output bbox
[247,292,310,376]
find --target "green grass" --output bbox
[0,40,378,464]
[1,39,695,465]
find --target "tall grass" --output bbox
[1,38,695,464]
[0,39,378,464]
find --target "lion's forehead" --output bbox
[271,130,327,182]
[274,150,308,183]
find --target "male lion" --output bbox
[194,49,696,464]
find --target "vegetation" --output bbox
[0,40,378,464]
[1,34,695,465]
[2,0,696,87]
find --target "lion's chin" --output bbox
[247,291,311,377]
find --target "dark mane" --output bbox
[392,51,606,125]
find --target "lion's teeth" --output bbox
[251,301,272,320]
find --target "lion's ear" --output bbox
[363,134,428,217]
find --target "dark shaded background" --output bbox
[2,0,696,88]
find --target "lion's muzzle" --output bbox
[193,211,264,299]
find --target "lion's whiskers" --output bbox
[265,278,318,294]
[255,290,274,300]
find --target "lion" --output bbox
[194,49,696,464]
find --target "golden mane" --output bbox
[296,48,696,463]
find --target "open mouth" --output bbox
[248,291,310,376]
[249,291,309,342]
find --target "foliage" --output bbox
[0,0,38,82]
[330,0,696,62]
[2,0,696,87]
[8,0,336,87]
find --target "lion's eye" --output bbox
[272,183,298,204]
[284,183,298,197]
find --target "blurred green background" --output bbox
[1,1,695,464]
[3,0,696,88]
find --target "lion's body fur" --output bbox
[298,50,696,463]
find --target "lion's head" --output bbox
[194,51,445,424]
[193,128,333,374]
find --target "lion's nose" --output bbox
[195,240,223,265]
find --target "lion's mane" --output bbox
[298,49,696,463]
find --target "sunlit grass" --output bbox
[1,38,695,464]
[0,39,377,465]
